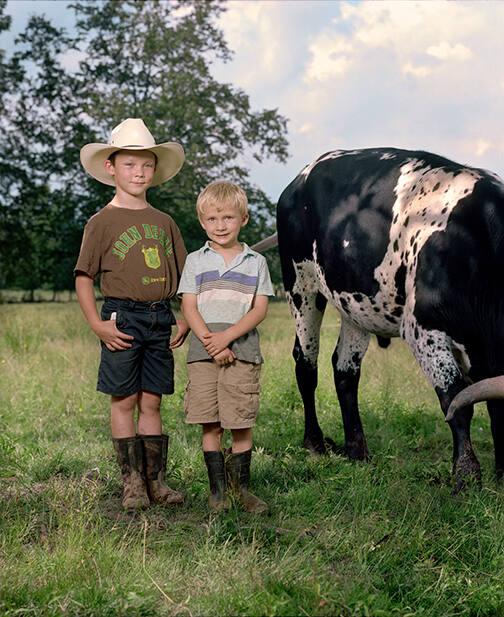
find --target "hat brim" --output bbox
[80,142,185,187]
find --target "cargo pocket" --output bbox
[235,382,261,420]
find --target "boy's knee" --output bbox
[202,422,223,435]
[138,391,162,416]
[138,406,161,418]
[232,427,252,439]
[111,393,138,413]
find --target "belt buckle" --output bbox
[149,301,162,311]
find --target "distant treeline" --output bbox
[0,0,287,296]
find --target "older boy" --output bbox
[75,118,188,509]
[178,181,274,513]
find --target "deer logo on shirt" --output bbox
[142,245,161,269]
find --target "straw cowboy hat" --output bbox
[80,118,185,187]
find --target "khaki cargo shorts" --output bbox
[184,360,261,429]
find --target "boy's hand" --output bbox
[93,320,134,351]
[170,319,190,349]
[214,348,236,366]
[202,331,233,357]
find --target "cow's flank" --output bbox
[258,147,504,491]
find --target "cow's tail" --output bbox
[251,233,278,253]
[445,376,504,421]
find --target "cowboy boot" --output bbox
[141,434,184,505]
[204,451,230,512]
[228,449,268,514]
[112,436,150,510]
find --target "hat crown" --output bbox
[109,118,156,149]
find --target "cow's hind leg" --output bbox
[288,291,332,454]
[438,382,480,492]
[487,401,504,480]
[404,323,481,492]
[332,316,371,460]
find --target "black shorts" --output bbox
[97,297,177,397]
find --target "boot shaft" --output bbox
[139,434,183,505]
[141,434,168,480]
[228,449,252,491]
[113,436,145,476]
[204,450,227,495]
[228,449,268,514]
[112,436,149,509]
[204,450,229,511]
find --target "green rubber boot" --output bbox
[112,437,150,510]
[141,434,183,505]
[204,451,230,512]
[228,449,268,514]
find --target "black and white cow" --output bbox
[260,147,504,491]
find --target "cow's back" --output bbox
[277,147,504,340]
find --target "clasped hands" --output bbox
[202,330,236,366]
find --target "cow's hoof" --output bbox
[303,435,330,455]
[323,437,340,453]
[452,474,482,495]
[344,438,370,461]
[452,453,482,494]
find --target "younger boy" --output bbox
[75,118,189,510]
[178,181,274,513]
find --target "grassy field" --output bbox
[0,301,503,617]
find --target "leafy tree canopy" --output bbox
[0,0,287,294]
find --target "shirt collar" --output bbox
[199,241,255,257]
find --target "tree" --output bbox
[0,14,94,296]
[71,0,288,253]
[0,0,288,295]
[0,0,11,93]
[0,0,14,288]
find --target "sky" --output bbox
[3,0,504,202]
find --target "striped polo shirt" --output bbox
[178,241,274,363]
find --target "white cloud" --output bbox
[427,41,472,61]
[214,1,290,90]
[213,1,504,197]
[304,34,352,82]
[338,0,483,51]
[340,1,432,48]
[475,140,491,157]
[303,0,484,85]
[296,123,315,135]
[402,63,432,78]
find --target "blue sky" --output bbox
[3,0,504,201]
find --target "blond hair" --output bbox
[196,181,249,218]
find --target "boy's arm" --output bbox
[168,297,190,349]
[202,295,268,357]
[181,293,236,363]
[180,293,212,341]
[170,224,190,348]
[169,318,190,349]
[75,274,134,351]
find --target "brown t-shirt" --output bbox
[75,204,187,302]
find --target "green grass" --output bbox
[0,301,503,616]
